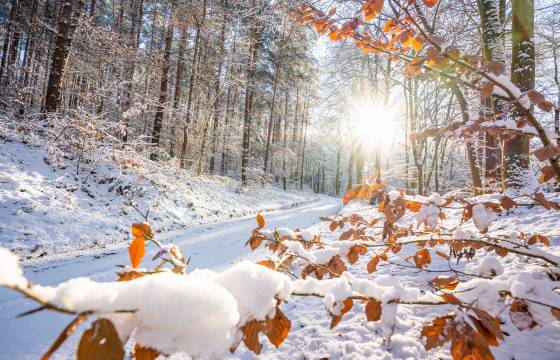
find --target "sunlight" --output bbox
[355,102,395,143]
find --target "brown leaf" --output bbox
[538,100,554,112]
[440,293,461,305]
[134,343,161,360]
[551,308,560,321]
[131,223,152,239]
[532,145,558,162]
[339,229,353,241]
[421,315,453,350]
[117,270,145,282]
[510,300,537,330]
[330,298,353,328]
[327,255,347,277]
[500,196,517,211]
[540,166,556,183]
[480,82,494,99]
[256,214,265,228]
[423,0,439,8]
[435,250,450,260]
[413,248,431,269]
[77,319,124,360]
[367,256,380,273]
[526,90,545,105]
[406,200,423,213]
[527,234,550,247]
[487,61,505,76]
[472,308,504,342]
[256,260,276,270]
[265,308,291,347]
[241,320,265,354]
[429,275,459,290]
[248,235,264,251]
[365,300,382,322]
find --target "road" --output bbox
[0,197,340,359]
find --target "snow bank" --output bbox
[0,139,316,261]
[0,247,27,288]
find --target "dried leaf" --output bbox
[527,234,550,247]
[440,293,461,305]
[423,0,439,7]
[117,270,145,282]
[330,298,353,328]
[131,223,152,240]
[256,259,276,270]
[339,229,353,241]
[500,196,517,211]
[480,82,494,99]
[265,308,291,347]
[241,320,264,354]
[249,235,264,251]
[435,250,450,260]
[532,145,558,162]
[256,214,265,228]
[365,300,382,321]
[509,300,537,330]
[413,248,431,269]
[367,256,380,273]
[134,343,161,360]
[77,319,124,360]
[128,237,146,268]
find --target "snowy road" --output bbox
[0,197,340,359]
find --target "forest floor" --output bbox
[229,197,560,360]
[0,137,318,262]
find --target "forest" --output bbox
[0,0,559,359]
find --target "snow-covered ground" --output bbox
[0,197,341,359]
[228,197,560,360]
[0,138,317,262]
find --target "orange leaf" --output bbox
[265,308,291,347]
[128,237,146,268]
[440,293,461,305]
[330,298,353,328]
[131,223,152,239]
[423,0,439,7]
[367,256,379,273]
[241,320,264,354]
[256,259,276,270]
[413,248,431,269]
[256,214,265,228]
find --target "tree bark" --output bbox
[44,0,85,113]
[501,0,534,189]
[151,4,175,153]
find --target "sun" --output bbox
[356,102,395,143]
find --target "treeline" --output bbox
[0,0,317,188]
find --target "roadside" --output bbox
[0,139,320,263]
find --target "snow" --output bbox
[472,203,497,231]
[478,255,504,277]
[0,138,317,261]
[0,247,27,288]
[215,261,292,322]
[388,190,401,202]
[415,203,441,230]
[34,273,240,357]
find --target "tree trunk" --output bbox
[502,0,534,189]
[180,0,207,168]
[208,1,229,174]
[151,4,174,153]
[299,95,309,190]
[263,64,279,174]
[44,0,85,113]
[240,1,260,185]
